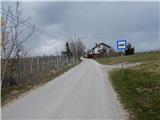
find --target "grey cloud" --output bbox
[2,1,159,56]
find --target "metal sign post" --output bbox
[121,50,124,74]
[116,40,127,75]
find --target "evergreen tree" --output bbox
[65,42,72,59]
[125,43,135,55]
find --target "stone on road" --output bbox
[2,59,125,119]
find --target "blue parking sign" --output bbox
[117,40,127,51]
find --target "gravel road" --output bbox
[2,59,125,120]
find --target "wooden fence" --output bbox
[1,56,78,88]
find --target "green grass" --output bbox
[110,60,160,120]
[96,52,160,65]
[1,62,80,105]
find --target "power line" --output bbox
[1,8,53,38]
[1,8,54,39]
[1,9,53,38]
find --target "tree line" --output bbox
[62,34,86,60]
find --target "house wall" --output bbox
[100,44,110,54]
[94,47,99,54]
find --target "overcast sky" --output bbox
[2,1,160,56]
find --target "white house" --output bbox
[86,42,115,58]
[92,43,112,54]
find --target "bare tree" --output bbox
[1,2,34,87]
[68,34,86,60]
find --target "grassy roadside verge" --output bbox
[1,62,80,106]
[96,52,160,65]
[109,61,160,120]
